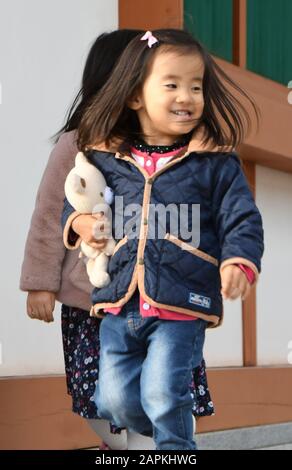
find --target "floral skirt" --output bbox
[61,305,214,427]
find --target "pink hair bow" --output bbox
[141,31,158,48]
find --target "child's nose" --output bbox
[175,90,192,103]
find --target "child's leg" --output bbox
[126,413,196,450]
[87,419,128,450]
[126,431,156,450]
[94,311,153,437]
[140,318,206,450]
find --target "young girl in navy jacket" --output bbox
[63,29,264,450]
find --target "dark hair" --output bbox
[53,29,143,142]
[78,28,260,151]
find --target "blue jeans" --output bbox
[94,298,207,450]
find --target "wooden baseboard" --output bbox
[1,367,292,449]
[0,376,99,450]
[197,366,292,433]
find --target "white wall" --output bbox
[256,165,292,365]
[206,164,292,367]
[204,299,243,367]
[0,0,118,376]
[205,164,292,368]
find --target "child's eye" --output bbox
[192,86,202,92]
[165,84,177,89]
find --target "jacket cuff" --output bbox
[63,211,82,250]
[20,275,60,293]
[237,264,255,285]
[220,257,259,282]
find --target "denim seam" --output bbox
[174,324,202,442]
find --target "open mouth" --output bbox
[172,110,192,116]
[171,110,194,121]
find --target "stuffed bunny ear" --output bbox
[75,151,88,166]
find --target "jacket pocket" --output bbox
[108,235,130,277]
[164,233,218,266]
[161,233,220,298]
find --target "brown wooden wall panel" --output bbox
[119,0,183,30]
[216,56,292,173]
[242,160,255,196]
[1,368,292,449]
[233,0,247,67]
[241,161,257,366]
[0,376,99,450]
[197,367,292,433]
[242,286,257,366]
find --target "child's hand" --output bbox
[72,213,109,250]
[220,265,251,301]
[27,291,56,323]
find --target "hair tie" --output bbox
[140,31,159,48]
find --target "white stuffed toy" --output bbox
[65,152,116,288]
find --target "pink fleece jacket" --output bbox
[20,131,93,311]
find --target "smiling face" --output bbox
[128,48,205,145]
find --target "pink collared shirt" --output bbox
[104,145,255,320]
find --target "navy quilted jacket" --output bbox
[62,146,264,326]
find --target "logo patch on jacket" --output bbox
[189,292,211,309]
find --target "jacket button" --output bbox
[142,302,150,310]
[138,258,144,265]
[147,178,153,184]
[143,218,148,225]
